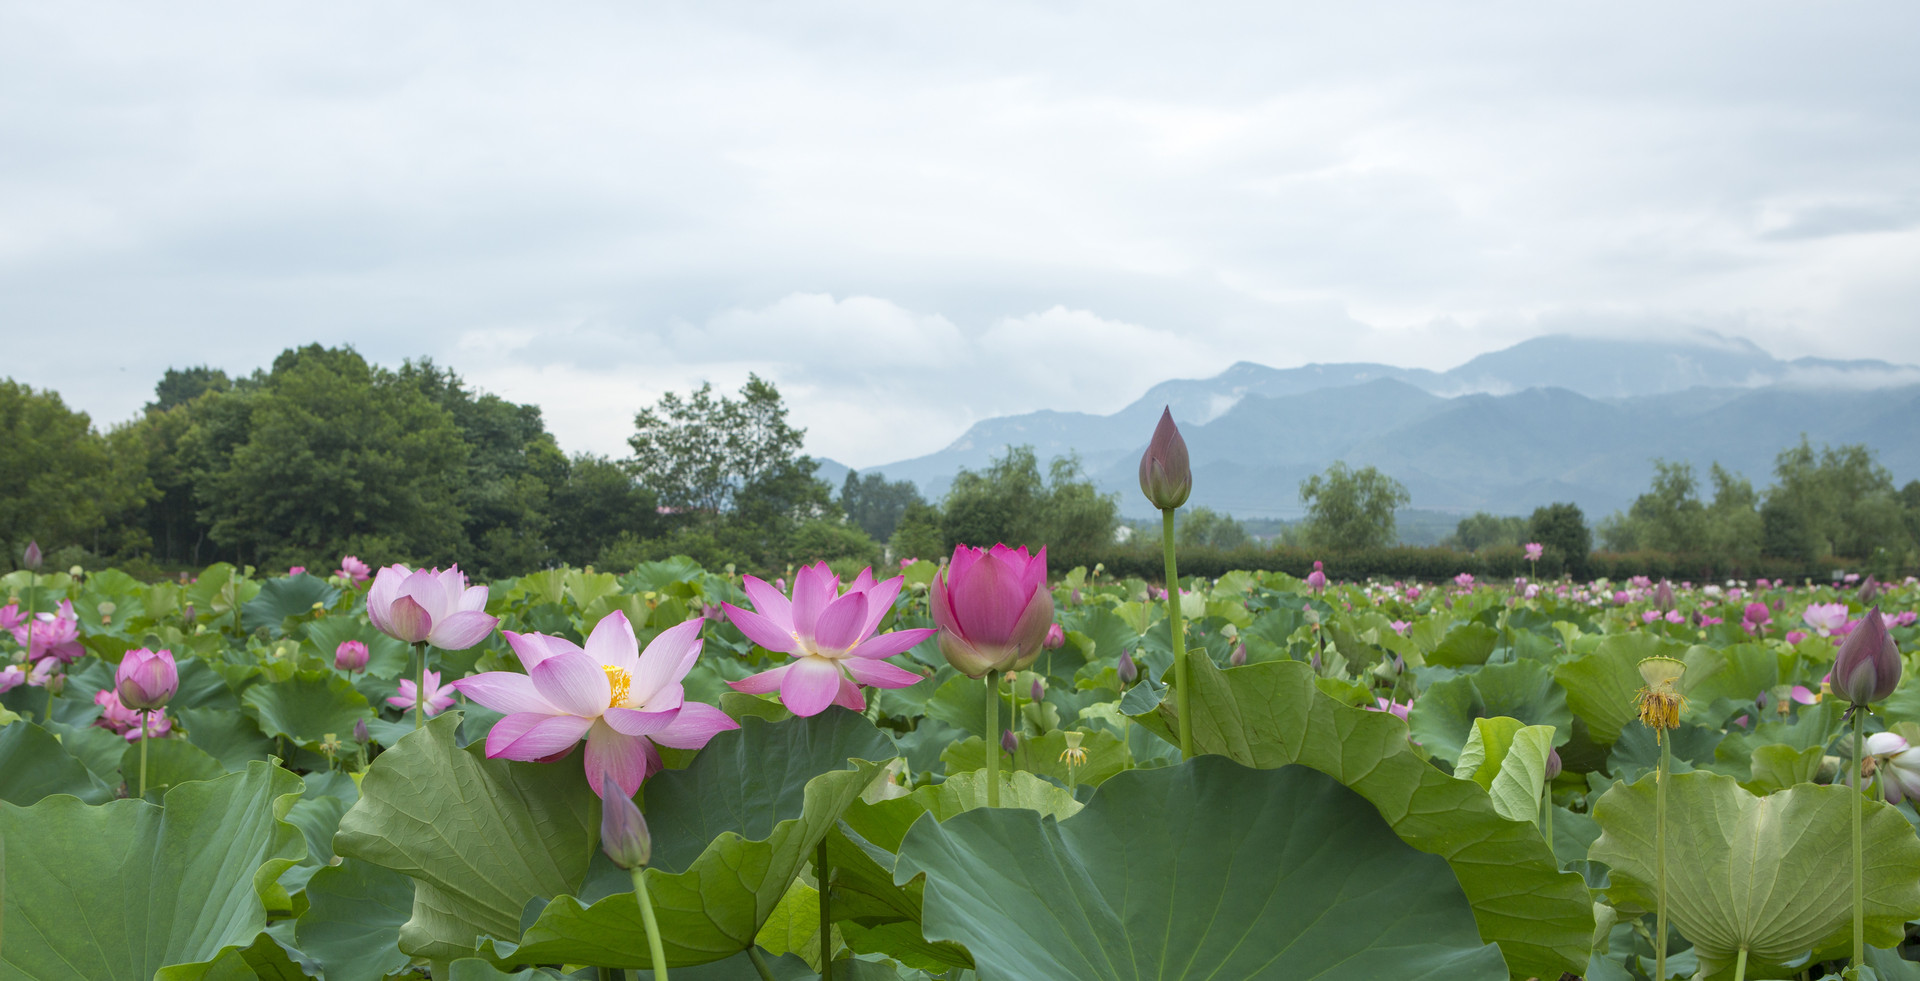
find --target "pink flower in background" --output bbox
[1700,616,1723,626]
[1306,560,1328,593]
[389,670,458,717]
[1743,602,1771,628]
[1664,610,1685,624]
[0,664,25,693]
[1894,611,1919,628]
[1524,543,1544,561]
[337,555,372,583]
[1755,578,1771,589]
[334,640,370,672]
[1044,623,1066,650]
[1390,620,1412,634]
[1785,630,1809,645]
[14,601,84,664]
[453,613,737,797]
[367,564,500,649]
[288,566,307,576]
[1614,591,1630,605]
[1790,685,1820,704]
[1642,611,1662,624]
[1844,573,1861,584]
[0,602,22,633]
[1802,603,1849,636]
[930,544,1055,679]
[1369,697,1411,722]
[1453,573,1475,589]
[723,563,937,716]
[93,688,170,740]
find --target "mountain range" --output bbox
[824,334,1920,521]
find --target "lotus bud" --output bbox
[1031,675,1045,702]
[1858,576,1883,606]
[353,718,370,745]
[1117,650,1138,684]
[115,647,179,711]
[1044,623,1065,650]
[1832,607,1900,706]
[1543,747,1563,782]
[598,779,652,870]
[1137,406,1191,510]
[334,639,370,672]
[1654,580,1675,612]
[1000,729,1018,756]
[1230,643,1247,666]
[1070,588,1082,606]
[21,540,41,572]
[931,544,1054,677]
[182,604,197,625]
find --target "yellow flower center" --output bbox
[604,665,632,708]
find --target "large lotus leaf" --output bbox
[1590,770,1920,976]
[1454,719,1556,826]
[242,574,340,636]
[1677,643,1777,725]
[121,737,227,802]
[895,756,1509,980]
[178,707,275,771]
[1141,656,1591,980]
[0,761,306,981]
[242,670,374,751]
[294,857,415,981]
[333,713,597,963]
[1553,632,1686,744]
[937,728,1129,788]
[304,615,414,680]
[1409,659,1570,763]
[0,719,111,804]
[501,710,893,968]
[1428,621,1500,667]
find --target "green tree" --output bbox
[1762,438,1914,562]
[1624,460,1708,553]
[548,454,662,568]
[186,345,469,569]
[889,501,946,562]
[0,380,150,565]
[1528,502,1591,576]
[147,366,231,413]
[838,470,925,542]
[1703,464,1763,558]
[1177,507,1249,549]
[1451,512,1528,551]
[1298,462,1409,552]
[940,446,1116,553]
[626,375,805,513]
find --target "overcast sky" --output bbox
[3,2,1917,468]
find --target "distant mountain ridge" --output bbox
[847,333,1920,520]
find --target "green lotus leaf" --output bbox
[1677,643,1777,725]
[895,756,1510,980]
[1409,659,1571,763]
[332,713,597,963]
[120,736,226,802]
[304,615,413,680]
[0,719,111,805]
[938,728,1129,788]
[502,709,892,968]
[1428,621,1500,667]
[1553,632,1687,745]
[241,574,339,636]
[178,707,275,772]
[1589,770,1920,976]
[0,761,306,980]
[294,857,415,981]
[1142,655,1592,980]
[241,670,374,751]
[1454,719,1556,826]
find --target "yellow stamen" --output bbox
[604,664,632,708]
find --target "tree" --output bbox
[626,375,805,513]
[0,380,150,566]
[940,446,1117,553]
[1703,464,1763,558]
[1298,462,1408,552]
[1528,502,1591,576]
[547,454,662,568]
[147,366,230,413]
[890,501,946,562]
[838,470,925,542]
[1452,512,1528,551]
[1762,438,1914,562]
[1177,507,1249,549]
[1623,460,1708,553]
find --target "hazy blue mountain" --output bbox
[859,333,1920,521]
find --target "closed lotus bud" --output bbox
[1137,407,1192,510]
[1543,747,1562,782]
[1070,588,1082,606]
[21,540,41,572]
[116,647,179,711]
[1044,623,1065,650]
[182,604,197,625]
[1858,576,1883,606]
[599,777,652,870]
[1306,560,1328,594]
[1001,729,1018,756]
[1230,643,1247,666]
[1117,650,1138,684]
[1832,607,1900,706]
[1654,580,1675,612]
[334,639,370,672]
[931,544,1054,677]
[1031,675,1045,702]
[353,718,370,745]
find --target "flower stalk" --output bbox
[1634,655,1685,981]
[414,641,428,729]
[631,866,667,980]
[1852,708,1865,967]
[984,669,1000,807]
[1162,509,1191,759]
[817,837,834,981]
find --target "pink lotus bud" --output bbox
[598,776,653,870]
[336,555,372,583]
[21,540,41,571]
[352,718,370,744]
[1117,650,1138,684]
[1230,643,1247,666]
[1832,608,1900,706]
[181,604,197,625]
[1137,407,1191,510]
[1000,729,1018,756]
[1070,588,1082,606]
[931,544,1054,678]
[1654,580,1675,612]
[116,648,179,711]
[1858,576,1883,605]
[1044,623,1065,650]
[334,639,370,672]
[1543,747,1562,782]
[1306,560,1327,593]
[288,566,307,577]
[1031,675,1045,702]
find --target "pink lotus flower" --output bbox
[1790,684,1820,705]
[453,613,737,797]
[388,669,458,717]
[1369,697,1411,722]
[1524,543,1544,562]
[724,563,937,716]
[0,602,23,633]
[1306,560,1327,593]
[931,544,1055,679]
[1664,610,1685,624]
[116,647,178,711]
[1390,620,1411,634]
[1613,591,1630,605]
[335,639,370,672]
[1642,610,1662,624]
[1871,735,1920,805]
[1785,630,1809,645]
[288,566,307,576]
[1453,573,1475,590]
[1044,623,1066,650]
[337,555,371,583]
[12,600,85,664]
[93,688,171,740]
[0,663,25,693]
[1895,611,1919,628]
[1802,602,1849,636]
[367,564,499,649]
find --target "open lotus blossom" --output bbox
[453,613,737,797]
[0,603,23,632]
[0,663,25,694]
[337,555,372,583]
[724,563,938,716]
[1524,542,1545,562]
[1802,602,1850,636]
[1369,697,1411,722]
[1306,560,1328,593]
[94,688,171,740]
[1870,734,1920,805]
[367,564,500,649]
[11,600,85,664]
[388,669,458,717]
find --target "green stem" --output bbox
[1162,508,1191,758]
[1008,672,1021,773]
[598,967,623,981]
[1657,733,1670,981]
[630,866,667,980]
[1733,946,1748,981]
[1540,783,1553,856]
[414,642,428,730]
[1852,709,1865,968]
[139,712,149,799]
[746,948,778,981]
[984,670,1000,808]
[817,838,833,981]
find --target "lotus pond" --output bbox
[2,552,1919,981]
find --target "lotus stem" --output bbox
[1852,709,1865,968]
[1734,946,1748,981]
[817,838,833,981]
[139,711,150,799]
[1656,733,1669,981]
[414,641,428,730]
[984,670,1000,808]
[1008,672,1021,773]
[1540,783,1553,851]
[1162,508,1191,758]
[629,866,667,980]
[746,948,778,981]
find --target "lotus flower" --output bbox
[723,563,937,716]
[1524,542,1544,562]
[931,544,1054,678]
[21,540,42,571]
[334,639,370,672]
[1369,697,1411,722]
[0,602,23,633]
[288,566,307,577]
[1803,602,1850,636]
[1873,736,1920,805]
[1653,580,1676,611]
[1306,560,1327,593]
[1044,623,1066,650]
[599,774,652,870]
[337,555,372,583]
[452,613,737,797]
[367,564,499,649]
[93,688,171,740]
[13,601,84,664]
[1453,573,1475,590]
[115,648,178,711]
[388,669,458,717]
[0,663,25,694]
[1831,608,1900,706]
[1137,406,1191,510]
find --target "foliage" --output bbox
[940,446,1117,554]
[1299,461,1410,552]
[0,379,150,565]
[839,470,925,543]
[1527,502,1590,576]
[1176,506,1249,549]
[1453,512,1529,551]
[626,374,806,514]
